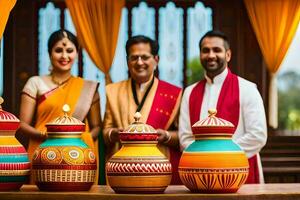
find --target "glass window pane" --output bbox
[38,2,61,75]
[64,9,79,77]
[110,8,128,83]
[186,2,212,85]
[158,2,183,87]
[132,2,155,39]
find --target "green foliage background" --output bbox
[186,57,204,86]
[278,71,300,130]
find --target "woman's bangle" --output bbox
[164,130,171,144]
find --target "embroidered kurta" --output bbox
[178,68,267,183]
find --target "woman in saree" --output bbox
[18,29,101,184]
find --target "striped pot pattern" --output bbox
[0,97,30,190]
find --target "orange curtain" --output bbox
[0,0,17,39]
[244,0,300,128]
[65,0,125,84]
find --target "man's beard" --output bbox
[202,58,226,73]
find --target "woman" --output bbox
[18,29,101,183]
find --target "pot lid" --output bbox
[122,112,156,134]
[0,97,20,131]
[120,112,158,141]
[192,109,235,135]
[46,104,85,132]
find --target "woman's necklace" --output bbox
[51,74,72,86]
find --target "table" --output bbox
[0,184,300,200]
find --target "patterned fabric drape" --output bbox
[0,0,17,39]
[65,0,125,84]
[244,0,300,128]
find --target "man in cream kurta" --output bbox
[178,30,267,183]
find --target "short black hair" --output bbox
[199,30,230,50]
[47,29,79,55]
[125,35,159,57]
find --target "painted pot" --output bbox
[0,97,30,190]
[178,109,249,193]
[106,112,172,193]
[32,104,96,191]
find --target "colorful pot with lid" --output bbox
[178,109,249,193]
[32,104,96,191]
[0,97,30,190]
[106,112,172,193]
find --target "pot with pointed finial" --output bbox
[32,104,96,191]
[106,112,172,193]
[178,109,249,193]
[0,97,30,190]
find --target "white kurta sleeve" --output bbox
[178,85,195,151]
[232,82,267,158]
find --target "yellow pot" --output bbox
[106,112,172,193]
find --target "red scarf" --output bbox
[189,69,259,183]
[146,80,182,185]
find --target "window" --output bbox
[158,2,184,87]
[38,2,61,76]
[186,2,212,85]
[277,22,300,131]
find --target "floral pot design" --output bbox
[178,109,249,193]
[0,97,30,190]
[106,112,172,193]
[32,105,96,191]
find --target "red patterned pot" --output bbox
[106,112,172,193]
[178,109,249,193]
[0,97,30,190]
[32,104,96,191]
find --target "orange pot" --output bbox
[179,109,249,193]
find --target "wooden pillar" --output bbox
[3,0,37,114]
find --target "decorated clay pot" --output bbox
[106,112,172,193]
[178,109,249,193]
[32,104,96,191]
[0,97,30,190]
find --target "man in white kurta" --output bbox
[178,30,267,183]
